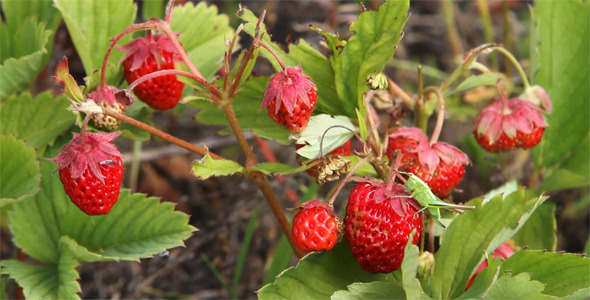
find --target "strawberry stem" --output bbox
[387,78,415,109]
[424,87,446,145]
[99,22,158,89]
[327,156,370,206]
[127,69,206,91]
[496,81,511,113]
[164,0,176,24]
[385,152,403,190]
[103,108,223,160]
[258,41,287,70]
[491,45,531,90]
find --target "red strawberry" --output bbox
[297,139,352,177]
[465,241,517,290]
[345,180,424,273]
[291,200,341,252]
[50,132,124,215]
[262,65,317,132]
[473,97,548,152]
[119,33,184,111]
[387,127,470,198]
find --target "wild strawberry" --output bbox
[87,85,126,131]
[297,139,352,177]
[291,200,341,252]
[119,33,184,111]
[465,240,517,290]
[345,180,423,273]
[262,65,317,132]
[387,127,470,198]
[50,132,124,215]
[473,97,548,152]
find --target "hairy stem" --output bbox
[104,109,222,160]
[127,69,206,91]
[387,78,415,109]
[423,87,446,145]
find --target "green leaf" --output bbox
[400,238,421,300]
[331,281,406,300]
[0,92,76,154]
[0,135,40,206]
[500,250,590,298]
[444,73,504,97]
[191,76,291,143]
[540,167,590,192]
[239,9,343,116]
[531,0,590,186]
[54,0,136,75]
[0,17,53,99]
[429,189,546,299]
[170,2,234,81]
[1,0,61,36]
[141,0,165,20]
[191,153,244,179]
[511,202,556,251]
[457,256,503,299]
[484,272,550,300]
[262,234,293,285]
[1,254,80,300]
[257,241,393,300]
[293,114,355,160]
[9,159,195,264]
[334,0,409,117]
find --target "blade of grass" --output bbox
[201,253,231,296]
[231,207,259,298]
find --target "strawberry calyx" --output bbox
[389,127,470,174]
[355,179,421,217]
[473,97,548,145]
[117,33,179,71]
[88,84,134,107]
[49,132,123,185]
[262,65,316,116]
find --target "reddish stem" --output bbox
[127,69,206,91]
[496,81,510,113]
[258,41,287,70]
[385,151,403,190]
[328,156,370,206]
[99,22,157,89]
[424,87,446,145]
[103,109,223,160]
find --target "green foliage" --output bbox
[511,202,557,251]
[2,159,195,297]
[0,135,40,205]
[54,0,136,76]
[500,250,590,298]
[334,0,409,117]
[192,153,244,179]
[429,190,545,299]
[331,281,407,300]
[293,114,355,160]
[457,257,503,299]
[484,273,550,300]
[531,0,590,189]
[171,2,234,81]
[444,73,504,97]
[0,92,75,155]
[257,241,393,300]
[191,76,291,143]
[0,17,53,99]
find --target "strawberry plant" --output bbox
[1,0,589,299]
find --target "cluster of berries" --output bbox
[52,33,186,215]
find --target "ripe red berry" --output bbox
[387,127,469,198]
[473,97,548,152]
[292,200,341,253]
[50,132,124,215]
[345,180,424,273]
[262,65,317,132]
[119,34,185,111]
